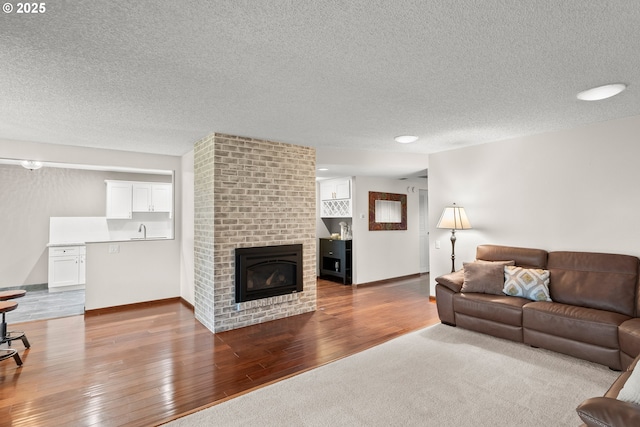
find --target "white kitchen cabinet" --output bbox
[107,180,172,217]
[132,183,172,214]
[48,246,86,290]
[78,251,86,282]
[106,181,133,219]
[320,178,351,200]
[151,183,172,213]
[132,183,152,212]
[320,177,352,217]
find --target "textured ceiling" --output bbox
[1,1,639,177]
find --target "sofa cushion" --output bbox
[476,244,548,269]
[619,318,640,363]
[523,302,630,349]
[547,251,639,317]
[503,266,551,301]
[461,262,506,295]
[454,293,529,326]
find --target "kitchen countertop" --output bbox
[46,242,86,247]
[47,237,171,247]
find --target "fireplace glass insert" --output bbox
[235,244,303,303]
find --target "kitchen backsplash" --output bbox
[49,214,173,244]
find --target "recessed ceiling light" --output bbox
[394,135,418,143]
[317,168,329,171]
[577,83,627,101]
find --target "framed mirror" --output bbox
[368,191,407,230]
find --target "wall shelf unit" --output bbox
[319,238,352,285]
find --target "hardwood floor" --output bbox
[0,276,439,426]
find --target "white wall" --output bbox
[316,147,429,178]
[85,240,180,310]
[428,114,640,295]
[352,176,427,284]
[180,150,195,305]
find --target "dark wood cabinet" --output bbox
[319,238,352,285]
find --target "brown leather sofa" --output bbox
[435,244,640,371]
[577,354,640,426]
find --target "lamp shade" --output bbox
[436,204,471,230]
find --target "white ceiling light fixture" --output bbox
[577,83,627,101]
[394,135,418,144]
[21,160,43,170]
[318,167,329,171]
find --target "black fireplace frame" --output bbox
[235,244,303,303]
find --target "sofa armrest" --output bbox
[435,270,464,293]
[577,397,640,427]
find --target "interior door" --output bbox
[419,190,429,273]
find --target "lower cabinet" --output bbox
[48,246,86,290]
[319,238,352,285]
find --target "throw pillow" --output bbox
[503,266,552,301]
[461,262,506,295]
[618,366,640,404]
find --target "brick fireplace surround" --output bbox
[194,133,317,332]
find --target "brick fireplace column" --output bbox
[193,133,317,333]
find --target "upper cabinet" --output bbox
[151,183,172,212]
[106,181,134,219]
[320,177,352,218]
[132,183,172,213]
[320,178,351,200]
[106,180,172,219]
[132,183,152,212]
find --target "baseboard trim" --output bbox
[1,283,48,292]
[180,297,195,311]
[354,273,422,287]
[84,297,182,316]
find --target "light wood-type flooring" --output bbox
[0,275,439,426]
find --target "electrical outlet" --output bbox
[435,240,441,249]
[108,244,120,254]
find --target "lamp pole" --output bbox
[436,203,471,273]
[449,228,457,273]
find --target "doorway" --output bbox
[419,189,429,273]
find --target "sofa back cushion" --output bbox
[547,251,639,317]
[476,245,548,269]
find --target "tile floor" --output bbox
[8,289,85,323]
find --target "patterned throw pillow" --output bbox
[503,266,552,301]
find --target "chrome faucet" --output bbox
[138,223,147,239]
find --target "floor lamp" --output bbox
[436,203,472,272]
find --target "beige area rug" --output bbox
[165,324,618,426]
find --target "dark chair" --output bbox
[0,301,23,366]
[0,290,31,349]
